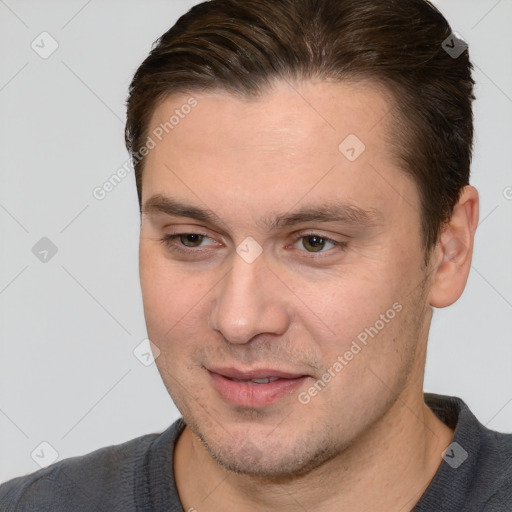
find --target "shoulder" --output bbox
[423,393,512,511]
[0,431,160,512]
[479,427,512,509]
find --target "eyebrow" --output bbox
[142,194,383,232]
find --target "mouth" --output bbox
[239,377,280,384]
[207,366,311,408]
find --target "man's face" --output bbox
[139,80,433,477]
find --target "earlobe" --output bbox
[428,186,479,308]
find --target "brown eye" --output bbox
[290,232,347,257]
[302,235,329,252]
[179,234,205,247]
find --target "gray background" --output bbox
[1,0,511,483]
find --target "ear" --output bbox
[428,185,479,308]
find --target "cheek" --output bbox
[287,262,400,348]
[292,257,420,389]
[139,241,216,346]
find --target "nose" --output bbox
[208,249,290,344]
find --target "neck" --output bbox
[174,385,454,512]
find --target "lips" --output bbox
[207,366,310,408]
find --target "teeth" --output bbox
[249,377,279,384]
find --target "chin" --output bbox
[193,424,341,481]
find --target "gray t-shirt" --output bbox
[1,393,511,511]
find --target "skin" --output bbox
[138,80,479,511]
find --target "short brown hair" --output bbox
[125,0,475,259]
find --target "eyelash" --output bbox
[158,231,348,258]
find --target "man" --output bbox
[1,0,510,510]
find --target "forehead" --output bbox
[146,79,395,155]
[141,79,418,230]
